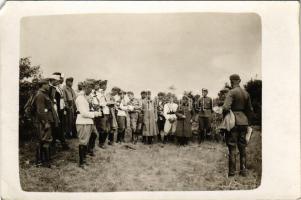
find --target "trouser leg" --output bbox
[108,130,115,145]
[35,142,42,166]
[228,145,236,176]
[41,143,51,168]
[237,126,248,176]
[87,132,97,156]
[78,145,85,167]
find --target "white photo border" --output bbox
[0,1,300,200]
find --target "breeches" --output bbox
[199,117,211,132]
[76,124,94,146]
[225,125,247,149]
[35,122,53,143]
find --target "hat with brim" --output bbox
[49,74,60,81]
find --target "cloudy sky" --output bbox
[21,13,261,97]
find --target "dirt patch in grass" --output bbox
[19,126,261,192]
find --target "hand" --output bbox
[94,112,101,117]
[44,122,51,131]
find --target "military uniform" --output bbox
[49,85,69,150]
[155,97,166,142]
[223,74,253,176]
[116,97,128,143]
[34,87,54,167]
[75,90,101,167]
[63,84,77,138]
[127,97,142,143]
[196,93,213,142]
[96,90,111,147]
[106,92,118,145]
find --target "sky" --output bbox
[20,13,261,98]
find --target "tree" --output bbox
[244,79,262,125]
[19,57,43,141]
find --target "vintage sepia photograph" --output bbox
[18,13,262,192]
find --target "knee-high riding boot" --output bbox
[228,146,236,176]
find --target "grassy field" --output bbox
[19,126,261,192]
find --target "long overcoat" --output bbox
[142,99,158,136]
[175,104,192,137]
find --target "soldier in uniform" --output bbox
[87,79,101,156]
[127,91,142,144]
[106,87,120,145]
[53,73,70,145]
[196,88,213,143]
[75,81,102,168]
[222,74,253,177]
[63,77,77,138]
[49,74,69,152]
[34,79,54,168]
[137,91,147,143]
[97,80,112,149]
[155,92,166,143]
[116,90,128,144]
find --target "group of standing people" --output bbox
[30,72,253,177]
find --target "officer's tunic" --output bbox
[35,88,54,143]
[75,93,97,145]
[197,96,213,131]
[223,85,253,146]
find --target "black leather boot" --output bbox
[239,148,247,177]
[108,131,114,145]
[88,133,96,156]
[79,145,85,168]
[162,136,166,144]
[35,143,42,167]
[228,146,236,177]
[42,144,51,168]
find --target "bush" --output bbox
[244,79,262,125]
[19,57,42,141]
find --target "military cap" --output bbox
[230,74,241,81]
[53,72,61,76]
[127,91,134,95]
[111,87,121,93]
[220,87,230,93]
[202,88,208,92]
[83,79,95,89]
[157,92,165,97]
[38,78,49,86]
[66,77,74,82]
[141,91,146,95]
[99,80,107,87]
